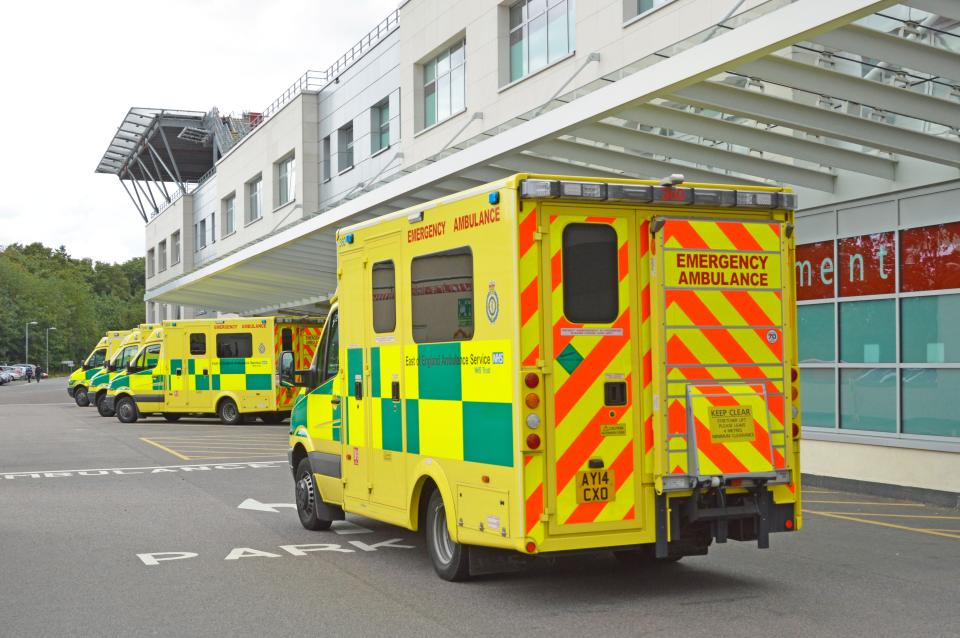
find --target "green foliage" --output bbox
[0,243,145,370]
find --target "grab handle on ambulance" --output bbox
[354,375,363,401]
[391,381,400,402]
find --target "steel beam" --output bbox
[119,178,148,223]
[573,123,836,191]
[671,81,960,167]
[736,55,960,129]
[492,155,622,178]
[157,119,186,191]
[616,103,896,179]
[812,24,960,83]
[903,0,960,23]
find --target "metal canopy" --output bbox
[97,108,212,180]
[145,0,960,314]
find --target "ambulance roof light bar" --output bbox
[519,179,796,210]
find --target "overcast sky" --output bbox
[0,0,399,264]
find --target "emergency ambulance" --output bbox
[284,173,802,581]
[104,317,322,424]
[89,324,158,417]
[67,330,130,406]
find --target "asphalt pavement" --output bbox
[1,379,958,637]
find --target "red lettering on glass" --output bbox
[795,241,835,300]
[900,221,960,293]
[838,232,895,297]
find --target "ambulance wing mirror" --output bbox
[278,351,297,387]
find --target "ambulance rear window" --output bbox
[372,260,396,333]
[281,328,292,351]
[562,223,618,323]
[411,247,474,344]
[216,333,253,358]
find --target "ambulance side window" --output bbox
[118,346,138,368]
[281,328,293,351]
[411,246,474,343]
[88,349,106,368]
[216,333,252,358]
[372,261,396,333]
[562,224,618,323]
[190,333,206,355]
[134,344,161,371]
[318,312,340,383]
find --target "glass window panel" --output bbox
[547,5,569,62]
[424,83,436,127]
[510,28,526,81]
[216,333,253,358]
[562,223,618,323]
[509,2,524,29]
[529,0,546,16]
[372,261,397,333]
[411,247,474,343]
[437,50,450,76]
[450,42,464,68]
[424,60,436,83]
[568,0,575,49]
[800,369,835,428]
[839,299,895,363]
[840,368,896,432]
[437,73,451,121]
[901,294,960,363]
[451,65,465,114]
[902,368,960,438]
[528,14,548,72]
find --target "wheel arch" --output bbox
[408,463,457,535]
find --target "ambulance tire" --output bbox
[163,414,181,422]
[116,396,139,424]
[96,393,115,417]
[217,398,245,425]
[426,490,470,582]
[74,387,90,407]
[295,458,332,531]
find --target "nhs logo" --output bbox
[492,352,504,365]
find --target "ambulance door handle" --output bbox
[175,369,182,376]
[391,381,400,402]
[354,378,363,401]
[202,369,208,376]
[588,458,605,469]
[330,397,341,406]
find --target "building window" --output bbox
[562,223,618,324]
[371,99,390,153]
[158,240,167,272]
[839,299,894,363]
[246,176,262,223]
[798,304,834,363]
[338,123,354,173]
[216,333,253,358]
[223,194,235,236]
[209,213,216,245]
[372,260,396,333]
[322,136,331,182]
[146,248,155,278]
[509,0,574,83]
[199,218,208,249]
[171,231,181,266]
[423,40,465,128]
[631,0,673,20]
[277,154,295,206]
[411,247,473,343]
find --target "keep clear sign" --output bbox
[668,251,781,289]
[707,405,756,443]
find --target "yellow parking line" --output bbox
[802,511,960,520]
[803,500,925,507]
[805,510,960,541]
[186,455,287,460]
[140,437,192,461]
[922,528,960,535]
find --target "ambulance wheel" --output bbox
[295,458,332,531]
[217,398,245,425]
[96,393,115,417]
[74,387,90,407]
[116,397,139,423]
[163,414,181,422]
[426,490,470,581]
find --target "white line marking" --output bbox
[0,402,75,407]
[332,520,374,535]
[1,460,286,478]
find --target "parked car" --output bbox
[0,365,22,380]
[0,370,13,385]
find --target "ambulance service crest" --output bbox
[486,280,500,324]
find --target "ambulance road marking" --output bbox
[137,539,411,565]
[1,460,286,481]
[805,510,960,541]
[237,499,373,534]
[140,437,191,460]
[140,435,288,461]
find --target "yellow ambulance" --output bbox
[284,173,802,580]
[104,317,322,424]
[67,330,130,406]
[89,324,158,417]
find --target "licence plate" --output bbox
[575,469,616,504]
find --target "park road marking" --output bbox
[805,510,960,541]
[141,437,191,460]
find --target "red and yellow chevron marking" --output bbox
[660,218,787,478]
[524,452,545,544]
[549,213,637,527]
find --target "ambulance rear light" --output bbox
[520,179,560,199]
[606,183,653,202]
[524,373,540,389]
[559,181,606,200]
[526,433,541,449]
[525,393,540,409]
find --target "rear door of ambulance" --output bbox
[541,205,644,535]
[654,217,790,491]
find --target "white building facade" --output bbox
[101,0,960,501]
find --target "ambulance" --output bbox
[104,317,322,424]
[67,330,131,406]
[89,324,158,417]
[284,173,802,581]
